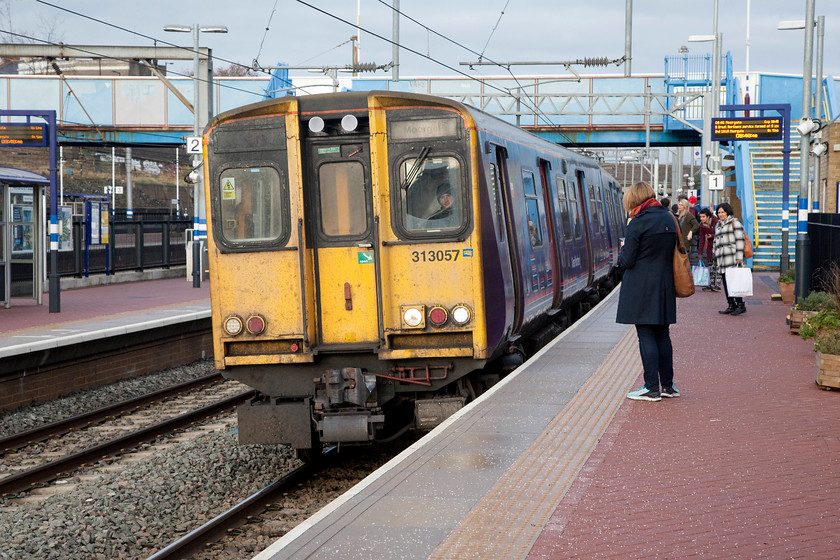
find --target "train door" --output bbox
[303,138,379,347]
[573,169,593,285]
[537,160,557,294]
[492,146,522,332]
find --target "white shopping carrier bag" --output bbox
[724,267,753,297]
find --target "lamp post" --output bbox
[688,32,722,210]
[164,23,227,288]
[778,0,816,300]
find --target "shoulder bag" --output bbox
[743,232,753,259]
[670,213,695,298]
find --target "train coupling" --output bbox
[315,367,379,410]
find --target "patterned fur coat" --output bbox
[712,215,745,269]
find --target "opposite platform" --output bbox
[0,277,211,410]
[0,277,210,359]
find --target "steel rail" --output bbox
[0,390,255,496]
[145,447,338,560]
[0,373,225,453]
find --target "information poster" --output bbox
[58,205,73,251]
[90,202,100,245]
[100,203,110,244]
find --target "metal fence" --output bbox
[50,214,190,277]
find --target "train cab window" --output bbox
[219,166,284,243]
[522,171,542,247]
[398,155,464,233]
[556,176,572,241]
[318,161,367,236]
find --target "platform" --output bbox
[0,276,211,410]
[255,272,839,560]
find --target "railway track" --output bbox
[146,450,333,560]
[0,379,254,496]
[148,435,419,560]
[0,373,225,453]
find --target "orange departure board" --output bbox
[711,117,782,141]
[0,123,47,147]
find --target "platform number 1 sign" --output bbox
[186,136,202,155]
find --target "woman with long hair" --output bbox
[616,181,680,402]
[713,202,747,315]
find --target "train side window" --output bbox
[219,166,284,243]
[556,176,572,241]
[594,182,606,232]
[398,155,464,233]
[568,179,582,239]
[318,161,367,236]
[522,171,542,247]
[588,183,600,232]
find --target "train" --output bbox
[201,90,626,458]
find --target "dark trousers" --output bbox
[721,270,744,307]
[635,324,674,392]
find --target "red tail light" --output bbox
[246,315,266,335]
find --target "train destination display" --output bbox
[711,117,782,141]
[0,123,47,147]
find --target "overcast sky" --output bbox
[4,1,839,81]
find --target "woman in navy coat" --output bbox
[616,182,679,402]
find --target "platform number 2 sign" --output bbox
[186,136,202,155]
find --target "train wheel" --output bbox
[295,427,323,464]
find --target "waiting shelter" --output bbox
[0,167,49,308]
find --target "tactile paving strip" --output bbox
[429,326,639,560]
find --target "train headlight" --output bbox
[246,314,267,335]
[401,305,425,329]
[223,315,244,336]
[341,114,358,132]
[428,306,448,327]
[308,116,325,133]
[451,305,472,325]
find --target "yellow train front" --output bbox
[203,91,623,455]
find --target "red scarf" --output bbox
[629,197,661,219]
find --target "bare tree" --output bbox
[214,62,259,77]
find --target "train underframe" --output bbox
[224,279,614,458]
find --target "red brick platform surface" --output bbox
[529,274,840,559]
[0,277,209,334]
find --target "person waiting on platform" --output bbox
[428,183,459,227]
[616,181,679,402]
[697,207,719,292]
[713,202,747,316]
[677,197,700,266]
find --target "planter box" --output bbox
[779,282,795,305]
[816,351,840,390]
[790,310,819,334]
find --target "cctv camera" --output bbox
[811,142,828,157]
[796,118,821,136]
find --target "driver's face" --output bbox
[438,192,453,208]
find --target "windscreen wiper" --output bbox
[401,146,431,190]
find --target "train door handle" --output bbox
[344,282,353,310]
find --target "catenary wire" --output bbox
[294,0,560,129]
[371,0,571,139]
[24,1,571,138]
[479,0,511,61]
